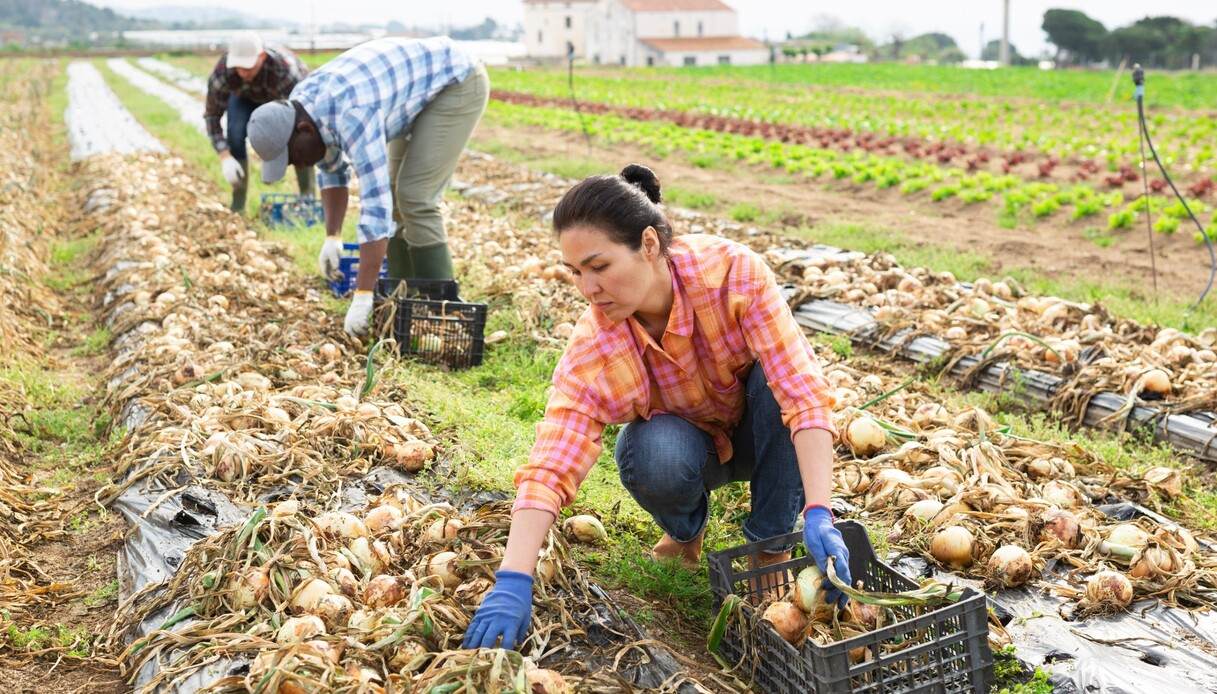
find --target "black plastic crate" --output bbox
[707,521,993,694]
[389,291,486,369]
[376,277,461,302]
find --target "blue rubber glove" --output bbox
[803,506,851,607]
[461,570,533,651]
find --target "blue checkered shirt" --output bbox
[291,37,475,244]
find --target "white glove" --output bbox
[344,291,374,336]
[221,156,245,185]
[319,237,343,280]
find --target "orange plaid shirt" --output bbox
[512,234,836,518]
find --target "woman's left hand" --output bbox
[802,506,851,606]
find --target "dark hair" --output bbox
[552,164,673,253]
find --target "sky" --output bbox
[99,1,1216,58]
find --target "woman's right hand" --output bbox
[461,570,534,650]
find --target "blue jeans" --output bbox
[614,362,805,549]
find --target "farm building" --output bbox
[524,0,768,66]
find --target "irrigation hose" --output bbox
[567,52,593,155]
[1133,68,1216,308]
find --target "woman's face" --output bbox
[560,225,663,323]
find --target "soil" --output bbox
[473,121,1213,302]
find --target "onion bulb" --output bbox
[562,515,608,544]
[1038,509,1082,549]
[391,440,435,472]
[364,504,405,535]
[761,601,807,645]
[423,517,464,542]
[1143,467,1182,498]
[348,536,390,575]
[526,668,573,694]
[270,499,299,519]
[289,577,335,613]
[428,551,461,588]
[314,593,353,629]
[276,615,325,644]
[347,608,378,632]
[1106,523,1150,550]
[929,526,975,568]
[228,567,269,609]
[1130,546,1179,579]
[847,600,880,630]
[792,565,825,613]
[314,511,367,539]
[1085,571,1133,611]
[330,567,359,597]
[536,556,559,584]
[1139,369,1171,398]
[912,403,949,429]
[904,499,945,524]
[845,416,886,456]
[364,574,406,608]
[1041,480,1084,508]
[985,545,1034,587]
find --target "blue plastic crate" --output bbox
[258,193,325,228]
[328,243,388,297]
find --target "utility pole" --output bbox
[979,22,984,60]
[999,0,1010,65]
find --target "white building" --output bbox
[523,0,599,59]
[527,0,767,67]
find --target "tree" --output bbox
[982,38,1030,65]
[1042,9,1107,65]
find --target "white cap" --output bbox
[227,31,264,69]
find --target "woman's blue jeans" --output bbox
[614,362,804,548]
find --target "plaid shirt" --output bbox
[513,234,836,518]
[204,45,308,153]
[290,37,475,244]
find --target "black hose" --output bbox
[567,47,593,155]
[1133,68,1216,307]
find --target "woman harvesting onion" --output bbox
[463,165,850,650]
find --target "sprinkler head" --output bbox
[1132,64,1144,86]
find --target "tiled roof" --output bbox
[641,36,766,52]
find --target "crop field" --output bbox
[0,52,1215,694]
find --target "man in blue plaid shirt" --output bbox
[248,37,489,335]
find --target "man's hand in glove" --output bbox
[803,505,851,607]
[318,237,343,280]
[220,155,245,185]
[462,570,533,651]
[344,291,373,337]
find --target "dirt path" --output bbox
[473,121,1212,302]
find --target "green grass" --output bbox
[83,580,118,607]
[665,185,718,210]
[71,326,111,357]
[1,622,95,659]
[990,645,1053,694]
[729,202,761,222]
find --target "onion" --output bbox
[391,440,435,472]
[1085,571,1133,611]
[387,638,429,673]
[526,669,572,694]
[276,615,326,644]
[347,608,378,632]
[1038,509,1082,548]
[1041,480,1084,508]
[944,326,967,341]
[356,402,381,420]
[1143,467,1182,498]
[762,601,807,645]
[428,551,461,588]
[836,466,870,494]
[289,577,335,613]
[348,536,389,575]
[1140,368,1171,397]
[364,504,405,535]
[929,526,975,568]
[1155,526,1199,555]
[562,515,608,544]
[912,403,949,429]
[985,545,1034,587]
[314,511,367,539]
[423,517,464,542]
[330,567,359,597]
[270,499,299,519]
[264,406,292,427]
[845,416,886,456]
[364,575,406,608]
[1106,523,1150,550]
[915,466,962,496]
[229,567,269,609]
[847,600,880,630]
[904,499,945,524]
[300,639,342,667]
[1130,546,1178,579]
[318,343,340,362]
[314,593,353,629]
[929,500,973,528]
[792,565,825,613]
[536,556,560,584]
[335,395,358,412]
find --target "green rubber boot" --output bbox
[386,234,415,280]
[409,243,454,281]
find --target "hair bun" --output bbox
[620,164,661,204]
